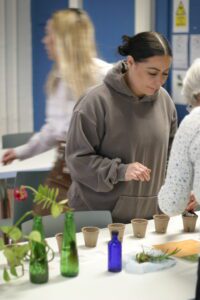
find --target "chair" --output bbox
[21,210,113,237]
[2,132,34,148]
[74,210,113,232]
[0,170,49,230]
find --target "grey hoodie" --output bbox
[66,61,177,223]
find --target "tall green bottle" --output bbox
[60,211,79,277]
[29,215,48,284]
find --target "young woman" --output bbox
[1,9,112,212]
[158,58,200,216]
[66,31,177,223]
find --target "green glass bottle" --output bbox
[60,211,79,277]
[29,215,49,284]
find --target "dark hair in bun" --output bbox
[118,31,172,62]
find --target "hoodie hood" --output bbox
[104,60,159,103]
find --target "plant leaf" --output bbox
[51,203,63,218]
[10,228,22,242]
[15,244,30,258]
[28,230,42,243]
[59,199,68,205]
[3,247,21,266]
[136,247,180,263]
[182,254,199,262]
[0,226,12,234]
[0,237,5,250]
[3,268,10,282]
[10,265,18,277]
[0,226,22,241]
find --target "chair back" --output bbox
[74,210,113,232]
[13,170,49,226]
[22,214,65,237]
[22,210,113,237]
[2,132,34,148]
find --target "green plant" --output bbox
[182,254,199,262]
[135,247,180,263]
[0,211,43,281]
[0,184,70,282]
[14,185,70,217]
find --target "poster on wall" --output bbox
[172,34,188,69]
[173,0,189,33]
[190,35,200,66]
[172,70,187,104]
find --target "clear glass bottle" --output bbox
[108,230,122,272]
[60,211,79,277]
[195,257,200,299]
[29,215,48,284]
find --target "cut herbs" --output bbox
[135,248,180,263]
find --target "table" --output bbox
[0,214,199,300]
[0,148,56,179]
[0,149,56,219]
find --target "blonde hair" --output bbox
[182,58,200,107]
[46,9,98,98]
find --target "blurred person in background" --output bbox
[1,8,112,214]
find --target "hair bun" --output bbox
[118,35,131,56]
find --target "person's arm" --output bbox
[14,123,59,159]
[66,111,150,193]
[189,131,200,204]
[1,122,61,164]
[158,118,193,216]
[66,111,127,192]
[3,82,75,161]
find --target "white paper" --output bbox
[173,0,189,33]
[172,70,187,104]
[190,35,200,65]
[172,34,188,69]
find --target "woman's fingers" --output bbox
[186,193,197,212]
[125,162,151,182]
[2,149,16,165]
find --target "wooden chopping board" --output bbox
[153,239,200,257]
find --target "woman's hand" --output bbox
[125,162,151,182]
[186,192,197,212]
[2,149,17,165]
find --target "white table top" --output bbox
[0,149,56,179]
[0,214,199,300]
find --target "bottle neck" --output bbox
[64,211,76,238]
[111,232,119,240]
[65,211,74,222]
[32,215,44,239]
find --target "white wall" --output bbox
[135,0,155,33]
[0,0,33,143]
[69,0,82,8]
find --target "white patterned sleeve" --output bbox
[158,118,193,216]
[189,129,200,204]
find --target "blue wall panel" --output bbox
[155,0,173,94]
[83,0,134,62]
[31,0,69,131]
[155,0,172,40]
[190,0,200,33]
[175,104,189,125]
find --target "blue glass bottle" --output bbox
[108,231,122,272]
